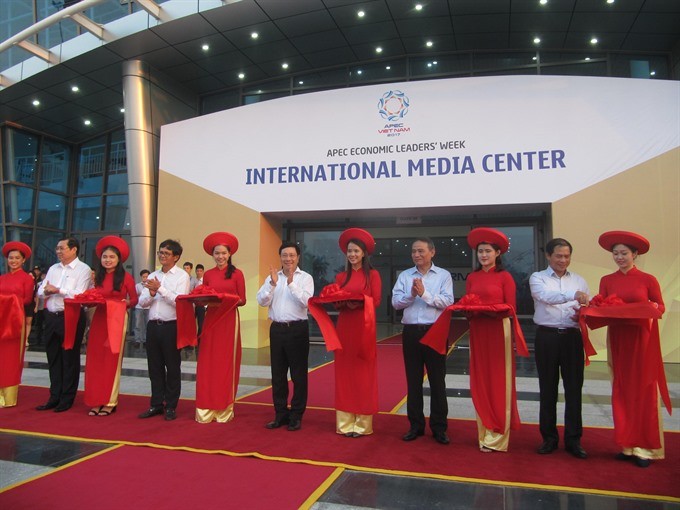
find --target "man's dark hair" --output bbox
[413,237,435,251]
[159,239,183,257]
[545,238,573,255]
[60,237,80,254]
[279,241,300,256]
[183,261,193,269]
[140,269,150,277]
[196,264,204,270]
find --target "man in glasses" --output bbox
[137,240,190,421]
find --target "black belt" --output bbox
[149,319,176,325]
[538,325,578,335]
[272,319,308,327]
[403,324,433,332]
[46,310,64,316]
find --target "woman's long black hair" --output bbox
[473,242,505,272]
[95,245,126,291]
[339,238,373,289]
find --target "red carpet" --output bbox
[241,343,407,412]
[2,386,678,502]
[0,444,338,509]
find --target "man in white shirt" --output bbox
[256,241,314,432]
[133,269,150,347]
[392,238,454,445]
[137,240,190,421]
[530,238,590,459]
[36,237,92,412]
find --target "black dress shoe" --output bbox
[566,443,588,459]
[287,419,301,431]
[615,452,634,461]
[138,406,164,419]
[36,401,58,411]
[634,457,651,468]
[537,440,558,454]
[265,416,289,429]
[433,432,450,445]
[164,408,176,421]
[54,402,73,413]
[402,429,425,441]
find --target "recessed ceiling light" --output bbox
[426,40,433,47]
[650,70,656,76]
[238,73,245,79]
[84,119,91,126]
[533,37,541,44]
[71,85,79,92]
[385,66,391,70]
[281,63,289,69]
[539,0,548,5]
[357,10,365,18]
[590,37,598,44]
[427,63,432,67]
[532,56,537,61]
[432,61,437,65]
[585,57,591,61]
[376,46,383,53]
[251,32,259,39]
[415,3,423,10]
[357,70,363,75]
[607,0,614,4]
[32,99,40,106]
[120,107,125,113]
[299,80,304,84]
[201,44,209,51]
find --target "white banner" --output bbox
[160,75,680,213]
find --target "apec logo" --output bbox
[378,90,409,120]
[377,90,411,137]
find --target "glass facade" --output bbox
[1,126,129,272]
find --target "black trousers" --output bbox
[534,326,585,446]
[402,324,448,434]
[146,320,181,410]
[44,310,85,406]
[269,320,310,421]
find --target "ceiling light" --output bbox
[385,66,391,70]
[533,37,541,44]
[376,47,383,53]
[426,40,433,47]
[281,63,289,69]
[607,0,614,3]
[532,56,537,61]
[590,37,598,44]
[357,70,363,75]
[432,61,437,65]
[539,0,547,5]
[251,32,258,39]
[298,80,304,84]
[427,63,432,67]
[120,108,125,113]
[201,44,209,51]
[650,71,656,76]
[357,10,365,18]
[415,4,423,10]
[585,57,591,61]
[238,73,245,79]
[84,119,91,126]
[71,85,79,92]
[32,99,40,106]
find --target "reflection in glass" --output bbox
[77,136,106,194]
[0,0,33,71]
[106,130,127,193]
[40,139,71,193]
[3,130,38,185]
[73,196,101,231]
[33,229,63,270]
[4,186,34,225]
[36,0,77,48]
[103,195,130,231]
[37,191,67,230]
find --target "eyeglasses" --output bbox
[157,250,174,257]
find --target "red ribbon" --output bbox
[64,290,128,353]
[62,289,127,354]
[0,294,24,344]
[176,286,240,349]
[308,284,376,357]
[579,295,669,414]
[419,294,529,357]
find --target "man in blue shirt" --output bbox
[392,238,454,445]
